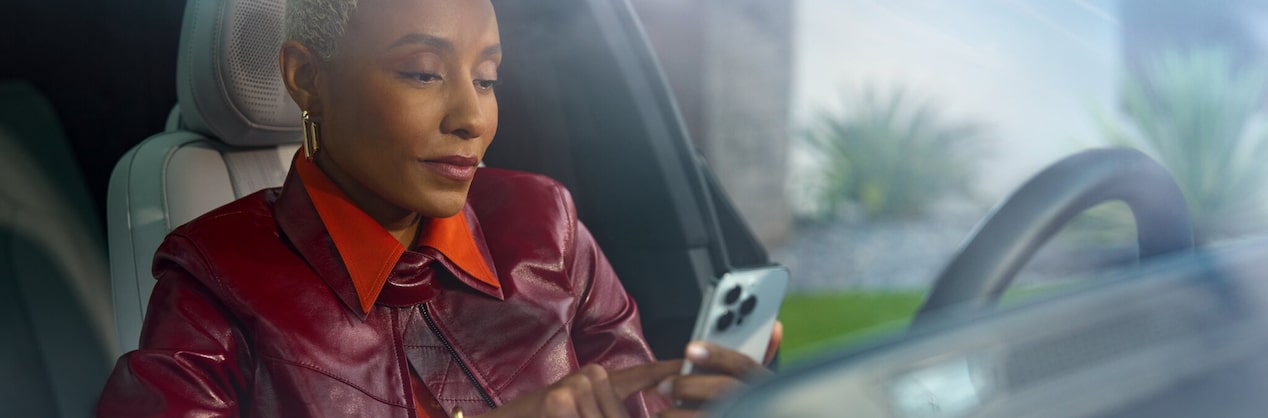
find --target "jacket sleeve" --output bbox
[567,221,669,416]
[97,237,252,417]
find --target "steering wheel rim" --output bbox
[912,148,1193,326]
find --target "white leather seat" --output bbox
[107,0,300,352]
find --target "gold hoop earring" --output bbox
[302,110,321,161]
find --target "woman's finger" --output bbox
[561,373,603,418]
[665,375,743,402]
[685,342,771,379]
[542,388,582,418]
[763,320,784,365]
[580,364,630,418]
[491,362,672,418]
[610,360,684,399]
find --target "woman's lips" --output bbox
[422,155,479,182]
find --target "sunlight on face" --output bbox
[314,0,502,221]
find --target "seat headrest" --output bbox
[176,0,301,147]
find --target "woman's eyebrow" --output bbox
[389,33,453,52]
[482,44,502,58]
[389,34,501,60]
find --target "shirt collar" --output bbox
[277,152,502,316]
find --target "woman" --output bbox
[97,0,776,416]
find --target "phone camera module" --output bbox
[725,286,742,305]
[716,311,736,332]
[740,295,758,316]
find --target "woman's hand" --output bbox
[658,321,784,418]
[764,320,784,365]
[477,360,684,418]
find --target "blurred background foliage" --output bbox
[1090,49,1268,243]
[802,88,986,221]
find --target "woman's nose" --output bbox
[440,78,489,140]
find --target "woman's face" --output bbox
[303,0,501,220]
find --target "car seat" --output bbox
[107,0,300,352]
[0,80,117,417]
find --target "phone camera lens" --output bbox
[716,311,735,332]
[740,295,758,315]
[725,286,742,305]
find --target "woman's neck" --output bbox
[314,154,420,247]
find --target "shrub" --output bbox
[1100,49,1268,242]
[802,87,984,220]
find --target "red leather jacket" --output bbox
[98,168,663,417]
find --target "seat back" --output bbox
[108,0,300,352]
[0,80,116,417]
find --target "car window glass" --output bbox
[636,0,1268,365]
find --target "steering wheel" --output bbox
[912,148,1194,326]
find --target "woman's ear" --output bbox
[280,40,322,112]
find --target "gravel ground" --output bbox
[770,199,1137,292]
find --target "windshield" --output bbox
[634,0,1268,365]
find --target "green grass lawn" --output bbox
[778,291,925,365]
[778,284,1081,365]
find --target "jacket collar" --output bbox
[274,153,503,318]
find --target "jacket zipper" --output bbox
[420,304,498,409]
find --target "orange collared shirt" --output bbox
[295,154,499,418]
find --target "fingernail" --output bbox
[687,342,709,361]
[657,378,674,397]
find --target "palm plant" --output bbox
[1101,49,1268,241]
[803,87,984,220]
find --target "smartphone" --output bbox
[681,266,789,375]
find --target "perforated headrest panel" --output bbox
[177,0,301,146]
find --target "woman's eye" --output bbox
[475,79,499,91]
[403,72,442,84]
